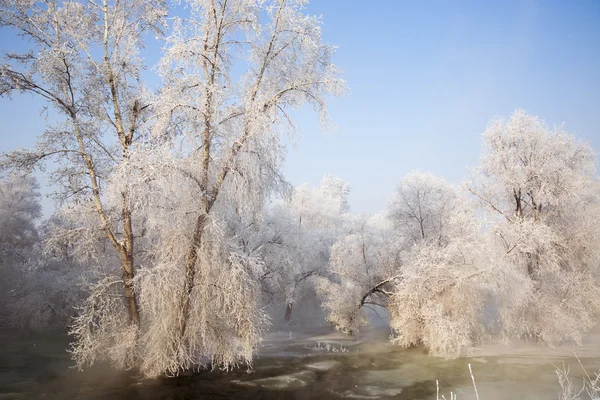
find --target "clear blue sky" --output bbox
[1,0,599,215]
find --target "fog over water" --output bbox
[2,308,600,400]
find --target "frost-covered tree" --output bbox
[7,223,86,331]
[388,171,467,246]
[468,110,600,346]
[1,0,343,376]
[0,174,41,259]
[0,174,42,324]
[388,241,487,357]
[382,116,600,356]
[387,212,487,356]
[317,213,399,334]
[381,172,487,356]
[80,0,345,376]
[318,172,492,357]
[0,0,167,366]
[260,176,350,320]
[0,175,86,330]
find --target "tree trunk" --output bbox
[526,252,539,281]
[121,253,140,326]
[73,118,141,327]
[284,302,293,321]
[513,188,523,219]
[178,213,207,341]
[120,193,139,326]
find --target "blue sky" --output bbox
[1,0,599,215]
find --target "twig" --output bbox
[469,364,480,400]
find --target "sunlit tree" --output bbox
[388,171,467,246]
[91,0,345,376]
[0,0,167,367]
[468,110,600,346]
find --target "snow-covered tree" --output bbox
[317,213,398,334]
[0,174,42,324]
[259,176,350,320]
[387,210,487,357]
[317,171,492,357]
[468,110,600,346]
[0,0,167,364]
[69,0,345,376]
[0,174,41,258]
[1,0,343,376]
[388,171,468,246]
[386,172,494,357]
[0,175,89,330]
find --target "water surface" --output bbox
[1,327,598,399]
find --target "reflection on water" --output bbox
[1,327,599,400]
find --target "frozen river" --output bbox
[1,326,599,399]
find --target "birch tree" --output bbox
[98,0,345,376]
[0,0,166,367]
